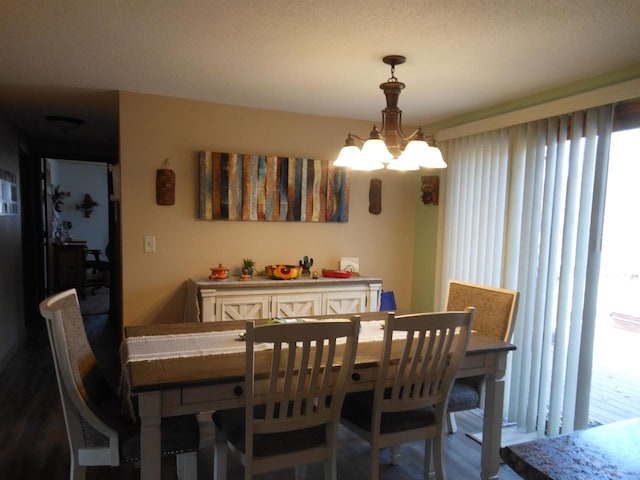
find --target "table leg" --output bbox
[139,392,162,480]
[481,373,504,480]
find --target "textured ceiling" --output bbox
[1,0,640,145]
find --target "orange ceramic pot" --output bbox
[209,263,230,280]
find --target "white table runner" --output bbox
[122,320,394,364]
[119,320,404,418]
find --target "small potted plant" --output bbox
[240,258,256,281]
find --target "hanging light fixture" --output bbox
[334,55,447,171]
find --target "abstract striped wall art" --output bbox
[198,151,349,222]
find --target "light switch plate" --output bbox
[143,235,156,253]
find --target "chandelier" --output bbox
[334,55,447,171]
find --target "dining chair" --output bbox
[39,289,200,480]
[212,316,361,480]
[445,280,519,433]
[340,309,475,480]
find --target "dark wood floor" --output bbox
[0,312,523,479]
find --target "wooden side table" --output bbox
[52,242,86,299]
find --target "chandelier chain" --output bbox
[388,63,398,82]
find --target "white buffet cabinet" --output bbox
[189,276,383,322]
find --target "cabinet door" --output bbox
[324,289,368,315]
[272,292,322,318]
[216,295,270,321]
[53,244,86,299]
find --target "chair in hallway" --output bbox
[84,245,110,294]
[39,289,199,480]
[445,280,519,433]
[212,317,360,480]
[340,309,475,480]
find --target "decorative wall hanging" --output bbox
[0,169,19,216]
[156,158,175,205]
[368,178,382,214]
[198,151,349,222]
[76,193,99,217]
[421,175,439,205]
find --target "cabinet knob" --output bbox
[351,372,361,381]
[233,385,243,396]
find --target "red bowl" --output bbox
[321,269,352,278]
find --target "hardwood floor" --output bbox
[0,313,523,479]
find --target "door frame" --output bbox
[20,144,121,334]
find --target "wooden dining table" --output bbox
[123,313,516,480]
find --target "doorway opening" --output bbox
[44,158,111,315]
[589,126,640,424]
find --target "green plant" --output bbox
[52,185,71,212]
[241,258,256,269]
[241,258,256,277]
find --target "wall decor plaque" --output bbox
[0,168,18,216]
[198,151,349,222]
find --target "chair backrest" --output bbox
[375,309,475,417]
[244,317,360,438]
[446,280,519,342]
[39,289,120,466]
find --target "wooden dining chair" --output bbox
[340,309,475,480]
[39,289,200,480]
[445,280,519,433]
[212,317,360,480]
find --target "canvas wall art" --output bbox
[198,151,349,222]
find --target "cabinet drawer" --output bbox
[347,365,378,391]
[181,382,244,410]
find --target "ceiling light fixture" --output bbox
[45,115,85,134]
[334,55,447,172]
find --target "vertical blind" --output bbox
[437,105,614,436]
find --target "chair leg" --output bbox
[446,412,458,434]
[390,445,402,465]
[295,464,307,480]
[213,428,228,480]
[431,434,446,480]
[322,449,339,480]
[370,446,380,480]
[70,460,87,480]
[424,439,434,480]
[176,451,198,480]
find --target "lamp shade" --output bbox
[352,138,390,171]
[417,145,447,169]
[333,145,361,167]
[399,140,430,165]
[387,152,420,171]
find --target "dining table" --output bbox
[122,312,516,480]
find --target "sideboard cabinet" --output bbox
[188,277,383,322]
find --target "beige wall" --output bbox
[119,92,426,326]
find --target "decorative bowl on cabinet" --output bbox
[265,264,302,280]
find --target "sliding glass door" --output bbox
[589,127,640,424]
